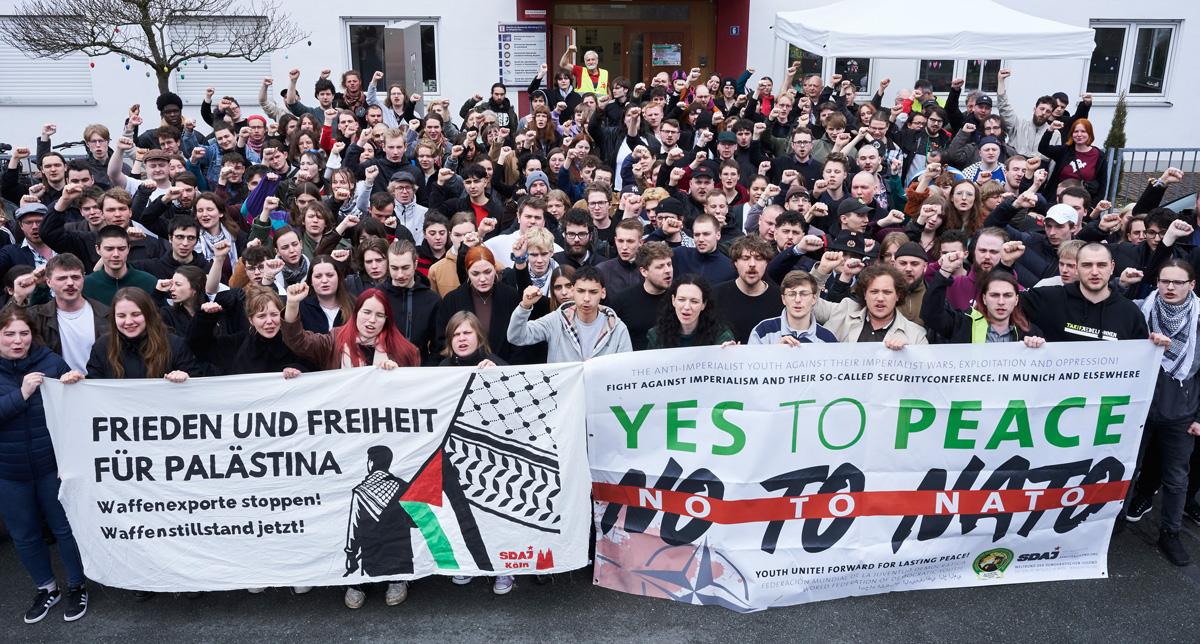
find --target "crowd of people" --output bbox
[0,45,1197,625]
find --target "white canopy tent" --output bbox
[774,0,1095,60]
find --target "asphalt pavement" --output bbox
[0,512,1197,643]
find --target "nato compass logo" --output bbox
[973,548,1014,580]
[625,539,752,610]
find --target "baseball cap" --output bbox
[15,202,48,219]
[829,230,868,257]
[1045,203,1079,226]
[656,197,687,218]
[691,165,715,181]
[975,95,993,107]
[837,199,872,217]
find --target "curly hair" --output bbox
[652,275,728,347]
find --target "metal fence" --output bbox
[1104,147,1200,206]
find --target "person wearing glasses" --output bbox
[1125,258,1200,567]
[770,127,822,186]
[748,270,836,345]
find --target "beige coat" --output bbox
[810,269,929,344]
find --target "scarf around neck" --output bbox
[1141,290,1199,381]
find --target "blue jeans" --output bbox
[0,473,85,587]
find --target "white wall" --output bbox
[746,0,1198,148]
[0,1,515,149]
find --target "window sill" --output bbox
[1089,97,1173,108]
[0,99,97,107]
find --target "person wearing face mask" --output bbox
[1125,259,1200,566]
[645,275,735,349]
[0,307,89,624]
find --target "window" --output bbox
[170,18,272,104]
[916,59,1001,94]
[786,47,871,92]
[347,19,440,95]
[0,19,95,106]
[1087,21,1177,96]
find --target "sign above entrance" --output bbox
[498,22,547,88]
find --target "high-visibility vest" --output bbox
[579,68,609,96]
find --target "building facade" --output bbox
[0,0,1193,150]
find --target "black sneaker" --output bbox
[1158,529,1192,566]
[133,590,155,602]
[63,585,88,622]
[1184,500,1200,525]
[1125,495,1153,522]
[23,588,61,624]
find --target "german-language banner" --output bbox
[42,365,589,591]
[585,342,1159,612]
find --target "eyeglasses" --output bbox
[1158,279,1193,288]
[564,231,590,239]
[792,140,813,146]
[587,201,609,207]
[783,289,815,300]
[1146,230,1165,239]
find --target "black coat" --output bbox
[382,281,442,363]
[86,333,198,379]
[188,309,312,376]
[436,282,520,362]
[0,345,70,481]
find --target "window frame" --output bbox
[1085,19,1179,99]
[343,16,442,97]
[914,59,1004,97]
[785,46,873,95]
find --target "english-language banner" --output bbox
[42,365,590,591]
[585,342,1159,612]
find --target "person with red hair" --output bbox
[1039,117,1107,204]
[281,283,419,370]
[436,244,522,362]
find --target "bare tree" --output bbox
[2,0,306,94]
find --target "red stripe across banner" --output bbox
[591,481,1131,523]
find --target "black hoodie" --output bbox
[1020,282,1149,342]
[382,277,442,363]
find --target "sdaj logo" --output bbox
[972,548,1014,580]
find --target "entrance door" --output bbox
[641,31,688,84]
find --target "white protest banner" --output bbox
[42,364,589,591]
[586,342,1158,612]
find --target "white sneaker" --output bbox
[246,587,266,594]
[492,575,514,595]
[291,586,312,595]
[385,581,409,606]
[451,575,472,586]
[344,586,366,609]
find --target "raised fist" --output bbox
[286,282,309,302]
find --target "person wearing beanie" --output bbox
[135,91,191,150]
[525,171,550,197]
[960,136,1006,184]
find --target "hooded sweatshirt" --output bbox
[1020,282,1149,342]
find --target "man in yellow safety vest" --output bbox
[559,44,609,96]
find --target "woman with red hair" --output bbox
[281,283,419,370]
[1038,117,1108,204]
[436,244,521,362]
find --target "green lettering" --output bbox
[711,401,745,456]
[819,398,866,450]
[611,404,653,449]
[945,400,983,449]
[895,399,936,449]
[1095,395,1131,446]
[1045,397,1086,448]
[779,399,817,452]
[985,400,1033,449]
[666,400,698,453]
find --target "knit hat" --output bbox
[895,241,927,261]
[156,92,183,112]
[525,170,549,191]
[978,136,1002,149]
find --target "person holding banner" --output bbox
[508,266,632,362]
[646,275,736,349]
[921,250,1045,346]
[810,252,927,348]
[438,311,507,368]
[188,287,311,377]
[1126,259,1200,567]
[747,270,838,345]
[0,307,89,623]
[84,288,197,382]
